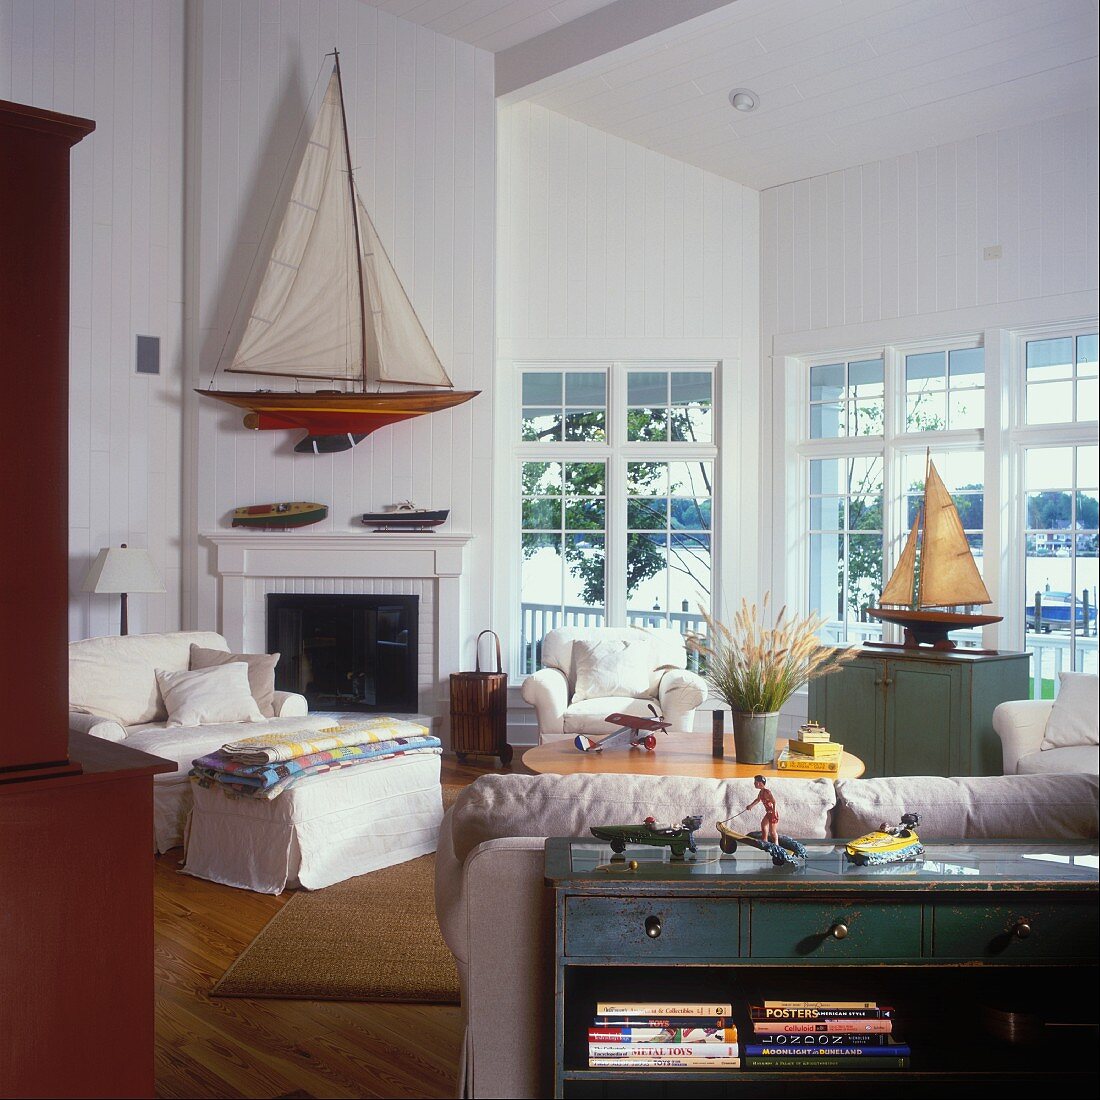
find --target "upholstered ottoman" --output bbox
[182,752,443,894]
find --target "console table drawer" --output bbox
[748,900,922,959]
[932,898,1098,960]
[564,897,740,957]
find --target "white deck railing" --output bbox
[521,604,1097,693]
[520,602,707,674]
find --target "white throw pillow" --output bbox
[1041,672,1099,750]
[572,639,652,703]
[155,663,264,728]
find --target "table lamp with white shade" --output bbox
[81,544,165,635]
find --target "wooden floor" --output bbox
[154,755,508,1099]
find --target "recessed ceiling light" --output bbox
[728,88,757,112]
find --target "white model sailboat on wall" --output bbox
[197,52,478,454]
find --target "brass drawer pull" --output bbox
[1013,919,1032,939]
[829,922,849,940]
[644,915,663,939]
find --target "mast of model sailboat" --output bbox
[332,48,367,393]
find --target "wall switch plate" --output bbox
[135,334,160,374]
[983,245,1003,261]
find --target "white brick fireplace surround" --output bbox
[202,532,473,742]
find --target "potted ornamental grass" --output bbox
[689,595,857,765]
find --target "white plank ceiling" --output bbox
[518,0,1100,190]
[366,0,618,52]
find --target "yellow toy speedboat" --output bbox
[845,812,924,865]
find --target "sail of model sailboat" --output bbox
[867,456,1001,648]
[196,53,478,454]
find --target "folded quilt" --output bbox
[191,735,442,800]
[218,716,429,764]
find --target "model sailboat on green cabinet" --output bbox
[197,52,478,454]
[867,455,1001,648]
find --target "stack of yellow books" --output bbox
[778,722,843,773]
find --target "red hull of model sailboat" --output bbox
[196,388,479,438]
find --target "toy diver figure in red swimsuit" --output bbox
[746,775,779,845]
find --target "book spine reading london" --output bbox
[590,1044,740,1059]
[589,1028,738,1044]
[747,1033,885,1047]
[753,1019,893,1035]
[595,1002,732,1017]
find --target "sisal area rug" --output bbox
[211,787,461,1004]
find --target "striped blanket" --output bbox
[191,734,442,800]
[218,716,429,764]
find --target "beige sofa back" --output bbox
[835,774,1099,838]
[69,630,228,726]
[449,771,837,864]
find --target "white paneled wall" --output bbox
[761,108,1099,340]
[498,100,760,742]
[1,0,185,639]
[186,0,496,665]
[499,100,759,347]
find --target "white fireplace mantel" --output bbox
[201,532,473,707]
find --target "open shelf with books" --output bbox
[546,838,1098,1098]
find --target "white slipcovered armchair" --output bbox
[69,630,320,851]
[993,672,1099,774]
[520,626,707,742]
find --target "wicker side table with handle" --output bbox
[450,630,512,764]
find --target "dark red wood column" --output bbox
[0,100,93,780]
[0,100,175,1099]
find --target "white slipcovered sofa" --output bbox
[435,770,1100,1098]
[69,630,327,852]
[520,626,707,741]
[993,672,1099,774]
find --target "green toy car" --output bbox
[590,815,704,860]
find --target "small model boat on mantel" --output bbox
[867,454,1001,648]
[361,501,448,532]
[231,502,328,530]
[196,51,478,455]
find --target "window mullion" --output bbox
[607,363,628,626]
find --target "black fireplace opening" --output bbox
[266,594,419,713]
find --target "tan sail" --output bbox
[880,509,920,607]
[230,72,362,380]
[357,196,452,387]
[918,461,992,607]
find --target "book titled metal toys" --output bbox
[588,1003,739,1068]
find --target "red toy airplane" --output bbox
[573,705,671,753]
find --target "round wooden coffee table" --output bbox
[522,731,865,779]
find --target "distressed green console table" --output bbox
[807,646,1030,777]
[547,837,1098,1098]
